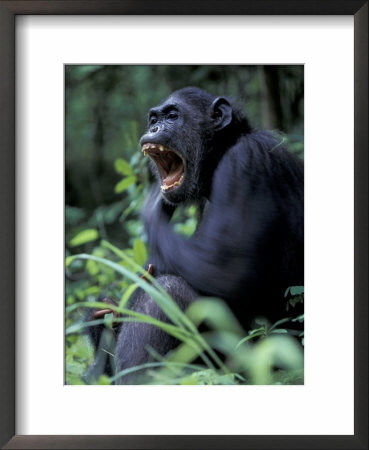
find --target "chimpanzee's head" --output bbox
[139,87,250,204]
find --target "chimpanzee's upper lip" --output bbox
[141,143,185,192]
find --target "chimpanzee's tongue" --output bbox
[163,164,183,186]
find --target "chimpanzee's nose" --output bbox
[150,125,159,133]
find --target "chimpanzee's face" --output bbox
[139,93,209,204]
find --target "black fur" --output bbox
[115,275,197,384]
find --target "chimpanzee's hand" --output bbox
[88,297,121,328]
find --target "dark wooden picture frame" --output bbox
[0,1,367,449]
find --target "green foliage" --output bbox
[236,317,292,347]
[65,335,93,385]
[285,286,304,311]
[115,176,137,193]
[173,205,199,237]
[66,243,304,385]
[179,370,238,386]
[114,158,134,176]
[69,229,99,247]
[133,239,147,266]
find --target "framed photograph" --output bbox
[0,1,367,449]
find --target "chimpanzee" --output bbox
[89,87,304,384]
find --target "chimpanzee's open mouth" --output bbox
[142,143,185,192]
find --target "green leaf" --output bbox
[290,286,304,296]
[236,332,264,348]
[120,283,138,309]
[249,327,266,335]
[115,176,136,193]
[250,335,304,385]
[86,259,99,276]
[96,375,111,385]
[288,295,304,308]
[133,238,147,265]
[292,314,305,323]
[104,312,114,329]
[69,229,99,247]
[179,375,199,385]
[83,286,100,296]
[174,219,197,237]
[254,317,269,327]
[187,298,244,336]
[65,255,75,266]
[114,158,134,176]
[269,317,291,332]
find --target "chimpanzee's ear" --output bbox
[210,97,233,130]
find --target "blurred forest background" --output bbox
[66,65,304,385]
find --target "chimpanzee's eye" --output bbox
[149,116,158,126]
[167,112,178,120]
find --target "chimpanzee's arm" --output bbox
[143,140,283,303]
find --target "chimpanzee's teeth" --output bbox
[142,143,166,153]
[161,175,184,191]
